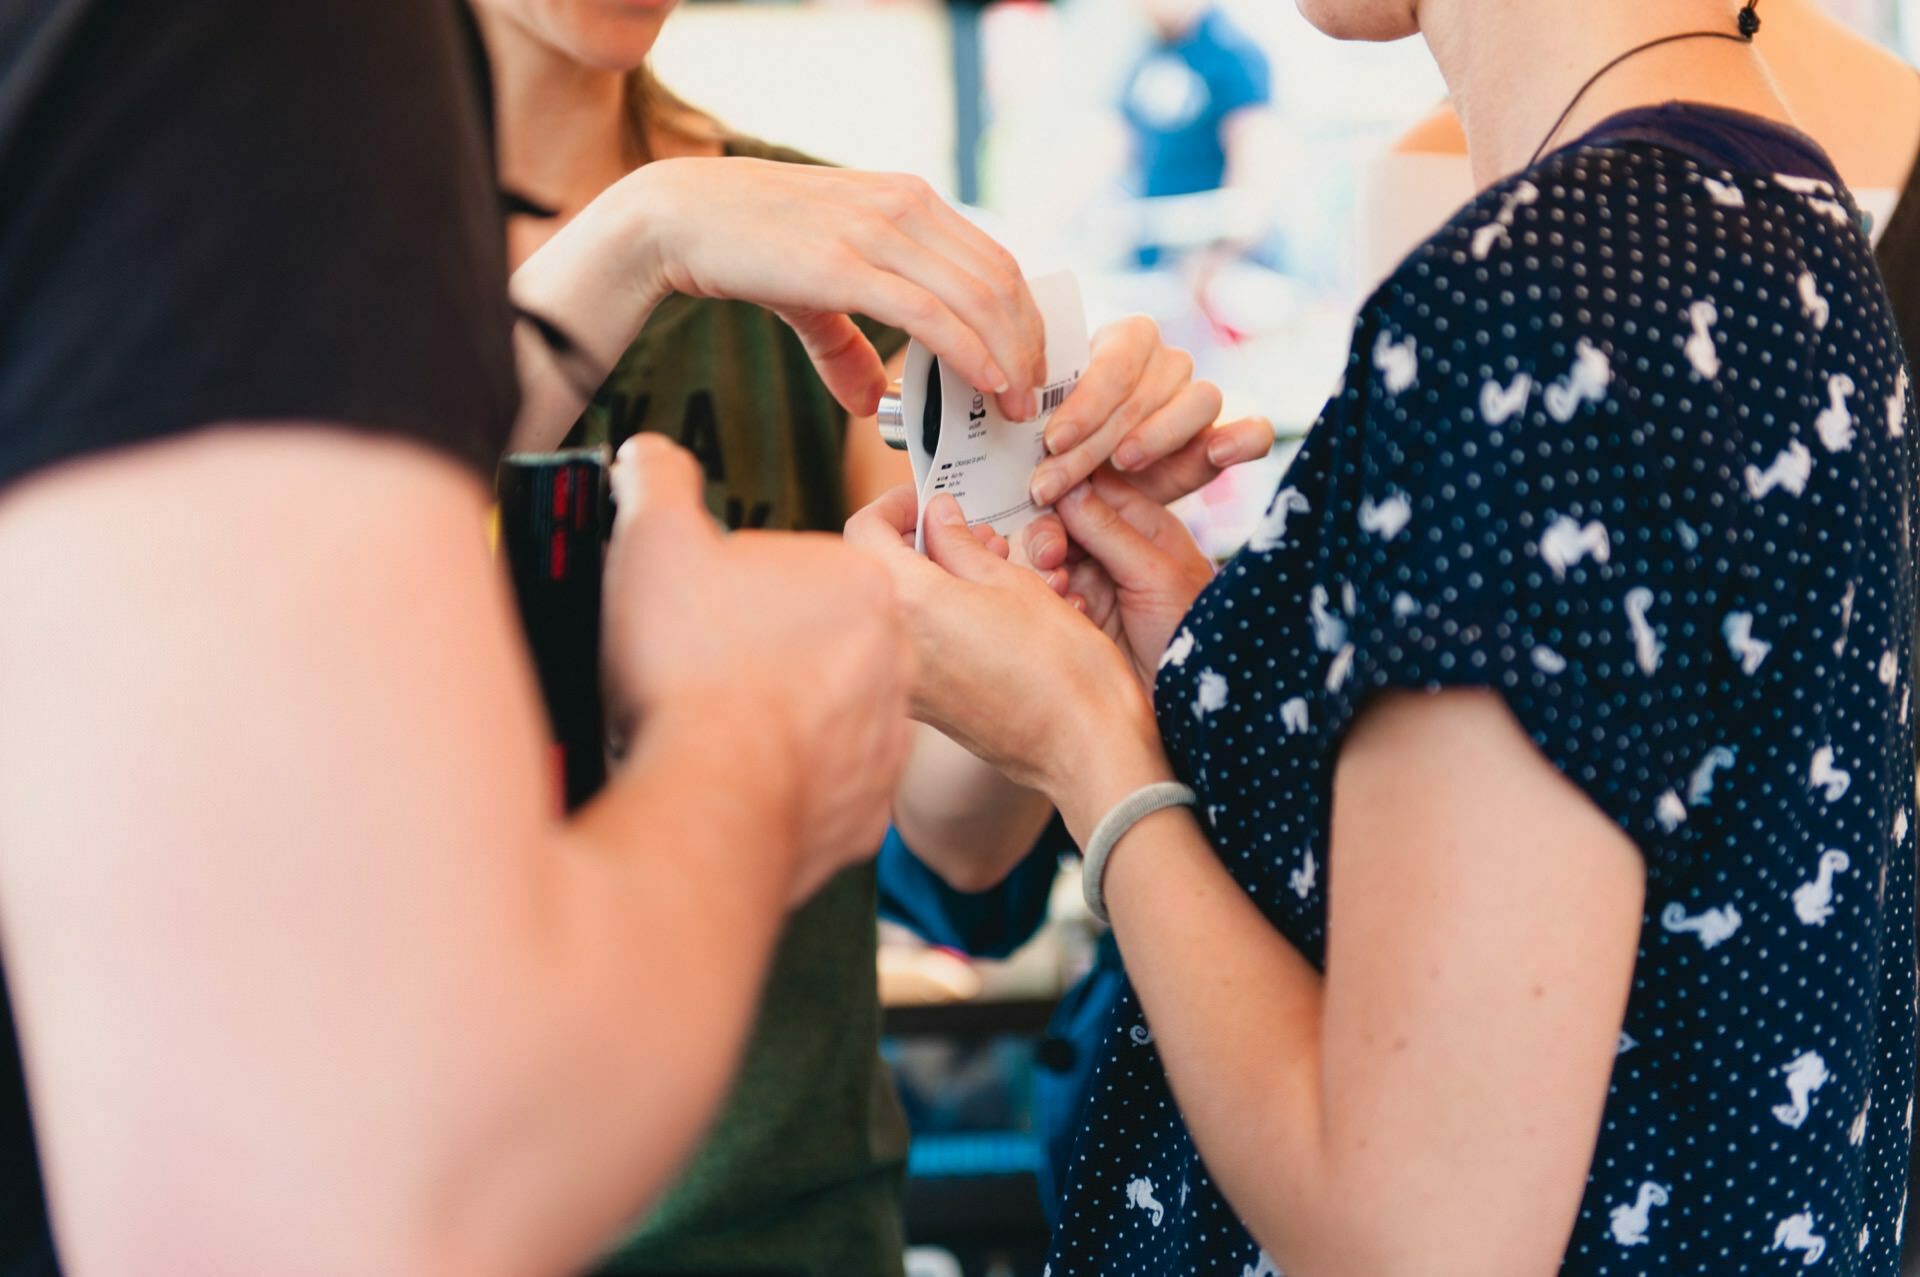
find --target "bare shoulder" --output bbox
[1773,20,1920,190]
[1388,102,1468,157]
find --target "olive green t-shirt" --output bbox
[565,137,913,1277]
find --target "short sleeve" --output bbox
[1333,285,1783,873]
[0,0,520,493]
[1204,20,1271,119]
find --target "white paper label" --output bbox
[900,271,1090,552]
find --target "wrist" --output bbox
[605,164,680,315]
[1052,694,1177,847]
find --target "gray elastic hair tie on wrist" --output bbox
[1082,781,1198,925]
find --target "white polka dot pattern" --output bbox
[1048,143,1920,1274]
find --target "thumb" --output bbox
[922,494,1020,586]
[610,435,715,548]
[1054,481,1165,592]
[779,309,889,418]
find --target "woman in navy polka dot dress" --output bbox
[845,0,1918,1272]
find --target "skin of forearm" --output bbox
[1060,736,1382,1277]
[436,698,806,1276]
[890,725,1057,892]
[1099,811,1352,1274]
[507,171,666,452]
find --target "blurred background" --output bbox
[645,2,1917,1272]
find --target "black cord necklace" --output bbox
[1528,1,1763,167]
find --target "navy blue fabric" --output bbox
[1583,100,1843,189]
[1121,8,1269,201]
[1049,138,1918,1273]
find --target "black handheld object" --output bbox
[497,448,613,812]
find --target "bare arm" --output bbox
[0,429,903,1277]
[1089,692,1642,1276]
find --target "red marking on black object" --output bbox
[550,528,567,581]
[553,466,571,519]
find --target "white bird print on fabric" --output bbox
[1793,851,1851,926]
[1159,627,1196,671]
[1193,670,1228,722]
[1309,586,1348,652]
[1684,300,1722,380]
[1289,848,1317,900]
[1891,368,1910,438]
[1280,697,1309,735]
[1374,332,1418,394]
[1242,1252,1281,1277]
[1540,516,1611,578]
[1126,1177,1165,1227]
[1325,644,1356,692]
[1662,902,1742,949]
[1851,1092,1870,1147]
[1249,487,1311,553]
[1676,518,1701,550]
[1357,493,1412,540]
[1798,270,1830,330]
[1532,646,1568,674]
[1656,790,1688,833]
[1480,371,1533,425]
[1902,1189,1910,1246]
[1544,339,1613,422]
[1880,649,1899,688]
[1470,179,1539,260]
[1815,373,1857,452]
[1688,746,1738,806]
[1609,1182,1670,1246]
[1746,440,1814,499]
[1777,172,1853,225]
[1701,174,1745,207]
[1772,1050,1832,1127]
[1625,587,1663,675]
[1391,592,1419,620]
[1772,1212,1828,1266]
[1723,611,1772,675]
[1810,746,1851,801]
[1835,581,1856,656]
[1861,1224,1870,1253]
[1896,809,1910,845]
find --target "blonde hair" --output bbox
[621,64,729,164]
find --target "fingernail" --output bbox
[988,365,1011,395]
[931,495,966,527]
[1030,467,1065,507]
[1113,442,1144,471]
[1059,481,1092,508]
[1018,390,1040,422]
[1206,435,1234,466]
[1029,535,1056,564]
[1045,419,1081,455]
[1046,569,1069,591]
[1069,595,1088,614]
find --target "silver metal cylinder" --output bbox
[876,379,908,450]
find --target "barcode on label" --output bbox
[1042,378,1078,414]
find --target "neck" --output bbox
[478,8,632,217]
[1421,0,1784,188]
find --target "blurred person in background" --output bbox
[846,0,1920,1271]
[1121,0,1276,269]
[1357,7,1920,1263]
[473,1,1274,1273]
